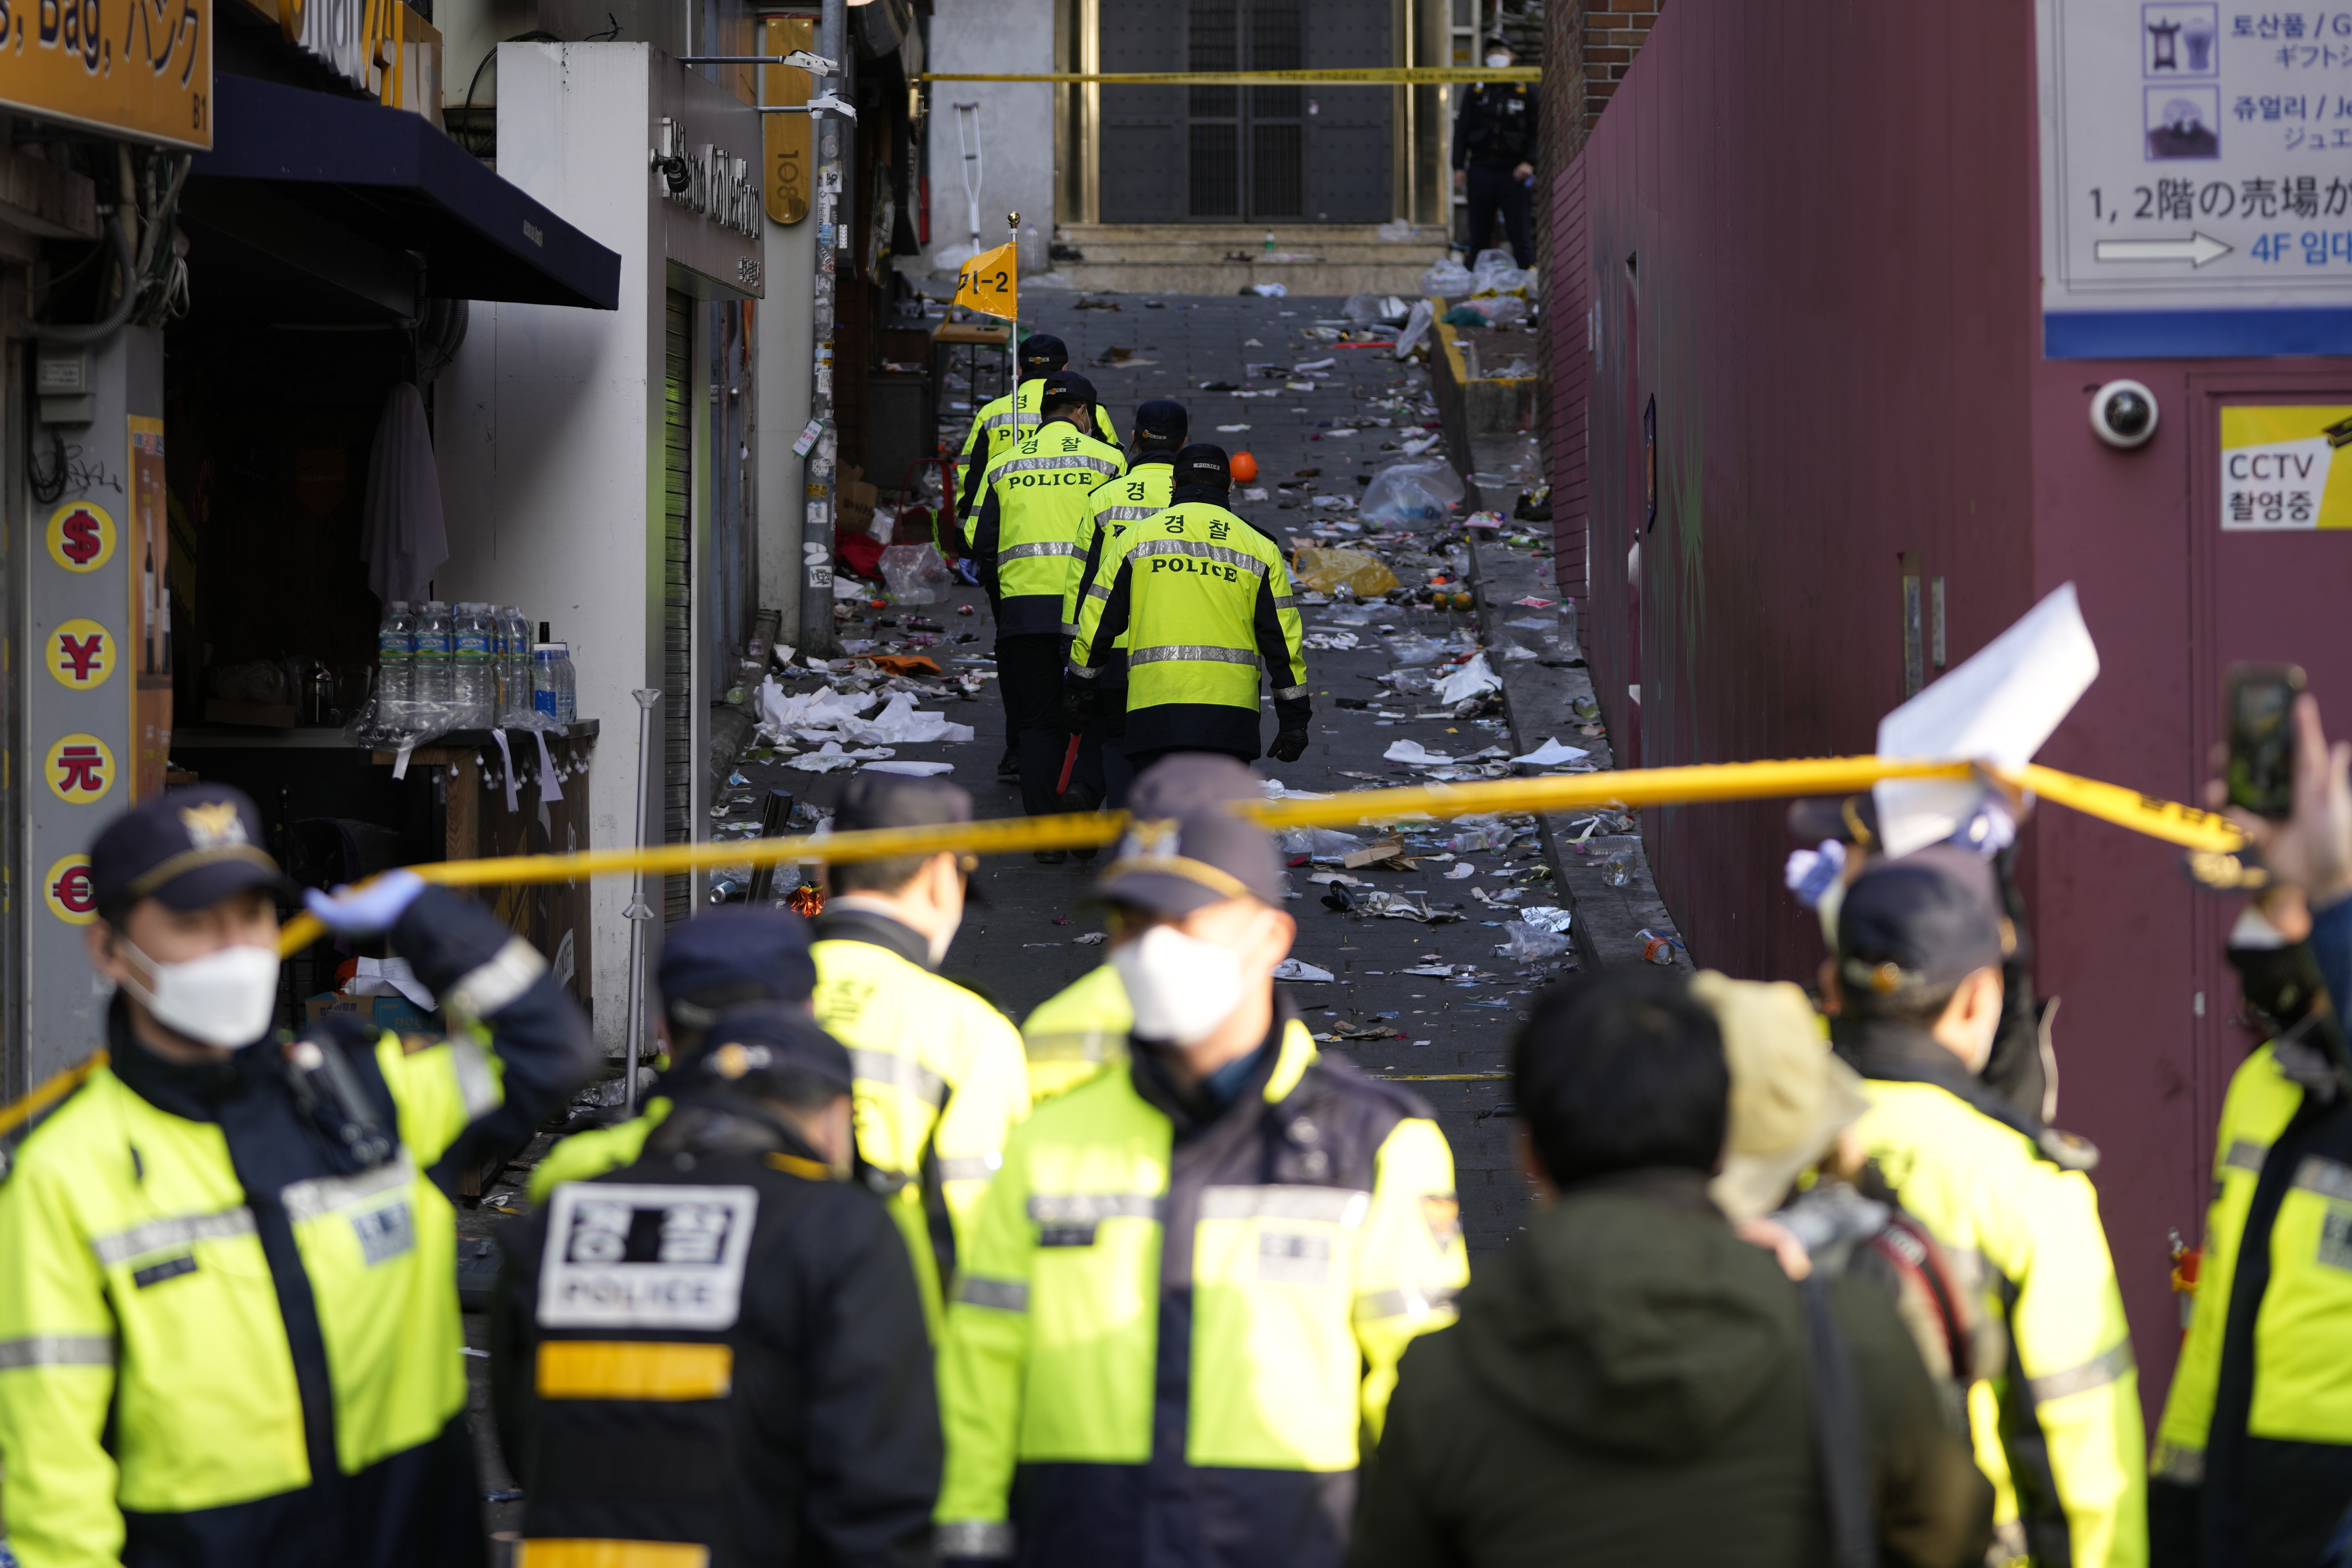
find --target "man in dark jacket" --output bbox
[1354,969,1991,1568]
[495,1001,940,1567]
[1451,38,1538,268]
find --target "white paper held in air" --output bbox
[1871,583,2100,858]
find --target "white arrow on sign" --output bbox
[2093,232,2235,267]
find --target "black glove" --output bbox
[1062,684,1100,732]
[1268,727,1310,764]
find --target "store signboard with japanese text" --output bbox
[0,0,212,149]
[2037,1,2352,355]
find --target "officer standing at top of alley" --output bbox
[955,334,1123,527]
[969,370,1129,840]
[1452,36,1539,270]
[1065,444,1311,774]
[0,785,595,1567]
[1062,397,1191,815]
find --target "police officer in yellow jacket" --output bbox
[1065,444,1312,771]
[970,371,1128,829]
[955,334,1122,522]
[934,754,1468,1567]
[812,772,1033,1334]
[526,906,818,1205]
[1828,848,2145,1568]
[0,786,595,1568]
[1062,398,1189,813]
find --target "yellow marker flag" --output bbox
[955,241,1019,320]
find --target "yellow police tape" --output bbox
[920,67,1540,85]
[0,752,2244,1139]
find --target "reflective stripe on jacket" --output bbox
[813,912,1032,1336]
[1020,965,1132,1104]
[934,1014,1467,1566]
[1068,460,1177,664]
[1072,499,1309,757]
[958,382,1124,523]
[0,889,591,1567]
[971,424,1128,637]
[1843,1025,2146,1568]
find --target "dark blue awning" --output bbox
[191,73,620,311]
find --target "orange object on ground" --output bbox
[1231,451,1259,482]
[854,654,941,674]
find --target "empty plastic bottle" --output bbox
[452,602,495,728]
[414,600,454,724]
[553,643,579,723]
[375,601,416,729]
[499,605,533,723]
[534,644,563,721]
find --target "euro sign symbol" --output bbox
[59,511,101,566]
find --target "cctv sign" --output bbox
[2036,0,2352,356]
[2220,405,2352,528]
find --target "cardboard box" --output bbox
[304,992,440,1038]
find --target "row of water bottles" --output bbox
[375,601,577,731]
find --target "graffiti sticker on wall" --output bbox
[2220,405,2352,529]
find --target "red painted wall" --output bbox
[1555,0,2352,1419]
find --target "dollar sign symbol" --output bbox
[59,512,100,566]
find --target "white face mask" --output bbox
[1485,51,1512,67]
[121,941,281,1049]
[1112,920,1257,1047]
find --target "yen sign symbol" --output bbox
[48,620,112,690]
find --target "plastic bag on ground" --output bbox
[1462,294,1529,328]
[1419,258,1473,298]
[879,544,954,605]
[1343,292,1386,325]
[1472,249,1533,295]
[1276,826,1365,858]
[840,691,975,746]
[1494,921,1574,962]
[1387,631,1445,667]
[1358,460,1465,527]
[1434,653,1501,705]
[1392,299,1436,360]
[1291,544,1401,598]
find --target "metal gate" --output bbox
[1098,0,1393,224]
[662,290,693,925]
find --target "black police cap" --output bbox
[1134,399,1189,444]
[90,785,288,924]
[1020,334,1069,372]
[657,907,816,1025]
[1041,370,1098,412]
[1174,443,1230,489]
[1093,758,1282,916]
[1836,846,2006,997]
[695,1001,855,1095]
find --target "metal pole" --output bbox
[798,0,852,660]
[1004,210,1020,408]
[621,688,662,1114]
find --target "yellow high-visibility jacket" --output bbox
[957,380,1123,520]
[1070,496,1309,760]
[0,893,589,1568]
[934,1013,1466,1564]
[2153,1040,2352,1564]
[969,422,1127,638]
[1066,457,1178,670]
[1020,964,1132,1104]
[813,909,1033,1335]
[1838,1020,2145,1568]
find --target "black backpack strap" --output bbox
[1803,1273,1880,1568]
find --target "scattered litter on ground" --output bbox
[1272,959,1335,982]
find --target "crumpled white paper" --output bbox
[1511,737,1591,766]
[1271,959,1334,981]
[787,741,895,773]
[840,693,976,747]
[347,956,435,1009]
[1434,653,1501,705]
[1383,739,1455,765]
[863,759,956,777]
